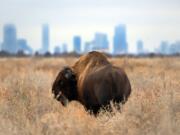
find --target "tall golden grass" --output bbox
[0,57,179,135]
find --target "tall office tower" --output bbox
[84,41,93,53]
[2,24,17,53]
[42,24,49,53]
[113,24,128,54]
[73,36,81,54]
[54,45,61,55]
[137,40,144,54]
[159,41,169,54]
[175,41,180,53]
[169,43,177,54]
[92,32,109,52]
[17,39,33,54]
[169,41,180,54]
[61,43,68,53]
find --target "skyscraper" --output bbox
[73,36,81,54]
[2,24,17,53]
[92,32,109,52]
[84,41,93,53]
[0,42,1,51]
[61,43,68,53]
[175,41,180,53]
[169,42,180,54]
[159,41,169,54]
[137,40,144,54]
[113,24,128,54]
[41,24,49,54]
[54,45,61,55]
[17,39,33,54]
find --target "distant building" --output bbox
[54,45,61,55]
[159,41,169,54]
[83,33,109,53]
[92,32,109,52]
[169,41,180,54]
[156,41,180,55]
[41,24,49,54]
[17,39,33,54]
[61,43,68,53]
[2,24,17,54]
[137,40,144,54]
[84,41,93,53]
[169,43,176,54]
[0,42,1,51]
[73,36,81,54]
[113,24,128,54]
[175,41,180,53]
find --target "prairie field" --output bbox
[0,56,179,135]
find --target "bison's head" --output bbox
[52,67,77,106]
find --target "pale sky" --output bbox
[0,0,180,53]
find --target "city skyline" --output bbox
[0,23,179,55]
[0,0,180,53]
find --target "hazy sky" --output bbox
[0,0,180,53]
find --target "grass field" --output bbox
[0,57,179,135]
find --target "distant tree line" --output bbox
[0,50,179,58]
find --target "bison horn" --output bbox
[55,91,62,99]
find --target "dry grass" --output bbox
[0,57,179,135]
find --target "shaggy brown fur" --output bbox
[52,51,131,114]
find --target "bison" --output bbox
[52,51,131,114]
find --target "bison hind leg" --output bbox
[98,101,124,115]
[86,105,101,115]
